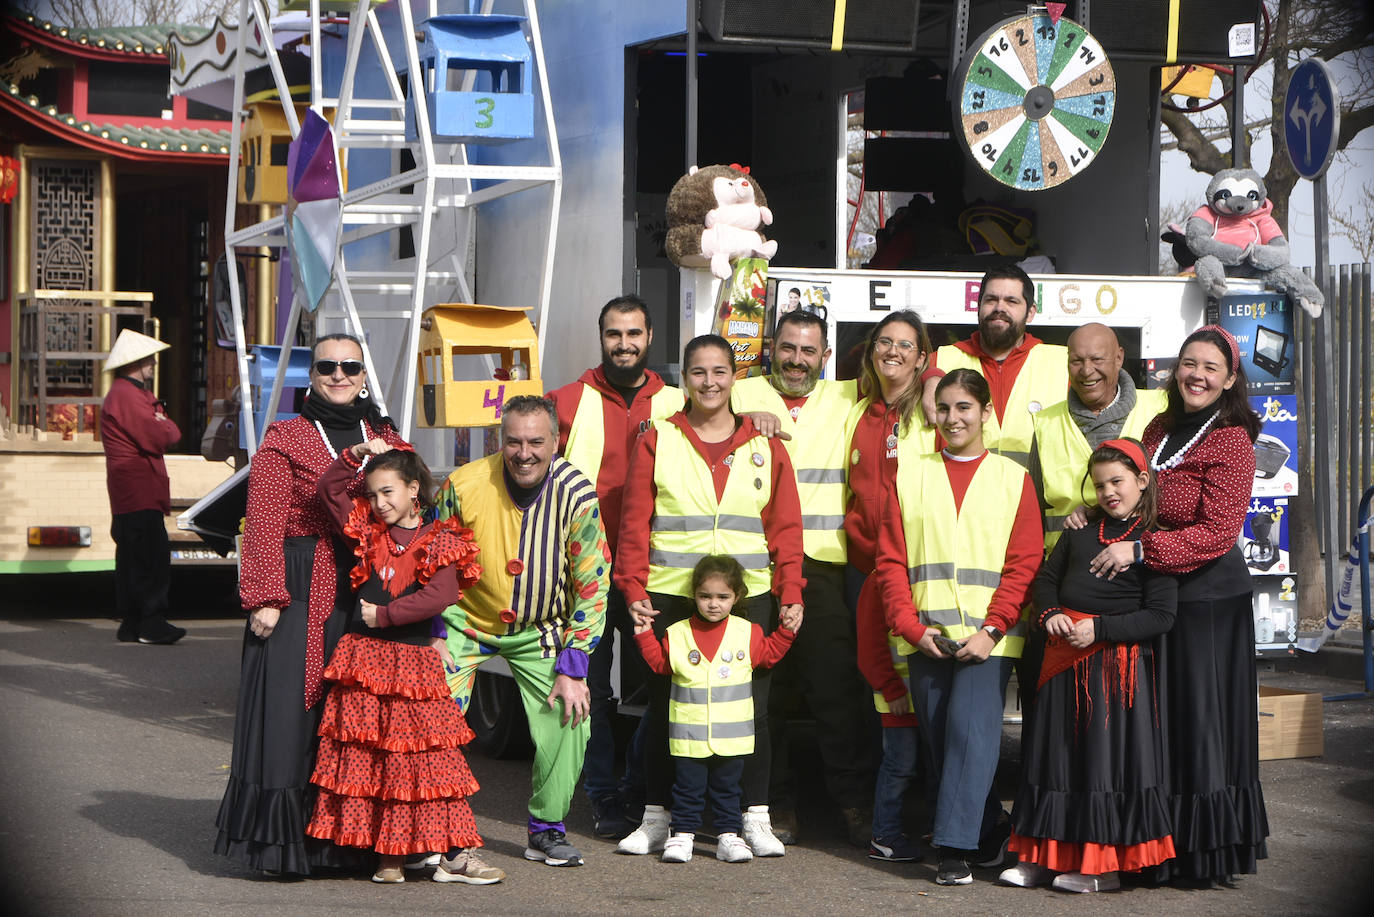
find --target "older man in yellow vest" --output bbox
[920,264,1068,467]
[549,294,682,839]
[732,309,877,846]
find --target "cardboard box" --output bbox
[1258,686,1324,760]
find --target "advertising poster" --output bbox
[1240,496,1290,575]
[1218,291,1295,394]
[1251,394,1299,497]
[1253,575,1299,654]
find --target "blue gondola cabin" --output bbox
[406,13,534,144]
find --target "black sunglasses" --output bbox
[314,359,364,377]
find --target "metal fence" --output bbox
[1296,262,1374,609]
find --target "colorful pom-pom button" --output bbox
[506,558,525,575]
[499,608,518,624]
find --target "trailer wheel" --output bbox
[467,670,533,759]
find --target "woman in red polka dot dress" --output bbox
[1084,325,1268,887]
[305,439,504,885]
[215,334,407,875]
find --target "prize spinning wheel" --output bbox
[954,12,1116,191]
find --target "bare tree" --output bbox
[1161,0,1374,232]
[18,0,249,29]
[1330,181,1374,261]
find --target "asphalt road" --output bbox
[1,572,1371,916]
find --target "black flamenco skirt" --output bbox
[1161,592,1269,881]
[1010,641,1176,874]
[214,536,363,875]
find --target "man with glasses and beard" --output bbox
[549,295,683,840]
[731,310,877,848]
[919,265,1068,468]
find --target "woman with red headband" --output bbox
[1001,438,1178,893]
[1079,325,1268,887]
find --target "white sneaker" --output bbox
[741,805,785,857]
[661,833,694,863]
[617,805,670,854]
[1052,871,1121,893]
[715,832,753,863]
[999,861,1056,887]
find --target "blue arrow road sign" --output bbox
[1285,58,1341,180]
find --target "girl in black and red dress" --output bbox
[306,438,503,886]
[1002,439,1177,894]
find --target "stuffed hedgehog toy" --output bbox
[666,164,778,279]
[1185,167,1324,318]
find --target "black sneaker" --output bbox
[592,795,632,839]
[138,618,187,645]
[524,828,584,867]
[868,834,923,863]
[974,815,1012,868]
[116,620,140,643]
[936,854,974,886]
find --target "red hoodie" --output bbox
[549,366,681,554]
[615,412,806,607]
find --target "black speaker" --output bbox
[699,0,921,53]
[1084,0,1264,63]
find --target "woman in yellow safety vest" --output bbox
[872,368,1042,887]
[613,333,805,858]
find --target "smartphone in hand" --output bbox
[933,634,963,657]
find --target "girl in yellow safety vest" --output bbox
[632,555,801,863]
[614,334,805,857]
[872,368,1042,887]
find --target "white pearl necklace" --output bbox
[1150,411,1218,471]
[315,419,369,461]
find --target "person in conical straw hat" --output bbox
[100,328,186,645]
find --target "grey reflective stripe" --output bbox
[1045,515,1067,532]
[801,514,845,530]
[998,449,1031,467]
[670,683,752,704]
[957,568,1002,589]
[668,723,709,742]
[649,514,764,534]
[796,468,846,484]
[668,720,754,742]
[709,720,754,739]
[908,562,955,584]
[922,607,963,626]
[651,549,771,570]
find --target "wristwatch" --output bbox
[1133,541,1145,564]
[981,624,1004,644]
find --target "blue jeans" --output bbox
[582,586,646,803]
[907,653,1012,851]
[670,755,746,835]
[871,725,919,841]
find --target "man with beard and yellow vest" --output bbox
[731,309,877,847]
[548,294,683,840]
[920,264,1068,468]
[1029,323,1167,553]
[875,369,1042,886]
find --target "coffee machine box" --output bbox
[1253,575,1298,654]
[1251,395,1299,497]
[1240,496,1290,575]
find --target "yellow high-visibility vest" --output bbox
[898,452,1030,658]
[936,342,1068,467]
[842,396,937,490]
[1033,388,1167,551]
[731,376,856,563]
[648,422,774,597]
[666,615,755,757]
[563,382,683,481]
[872,633,916,714]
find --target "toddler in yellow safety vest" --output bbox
[632,555,802,863]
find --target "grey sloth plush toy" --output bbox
[1185,168,1324,318]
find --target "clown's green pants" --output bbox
[444,623,589,824]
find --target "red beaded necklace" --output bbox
[1098,515,1141,545]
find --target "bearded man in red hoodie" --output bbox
[548,295,683,839]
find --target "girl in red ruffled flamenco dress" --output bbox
[306,438,505,886]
